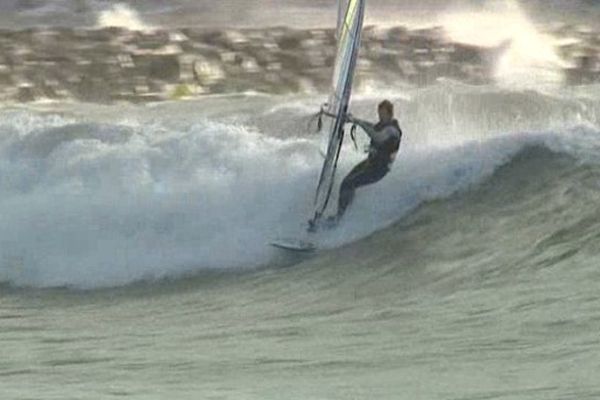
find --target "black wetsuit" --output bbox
[336,118,402,219]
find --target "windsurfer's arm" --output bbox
[347,115,377,139]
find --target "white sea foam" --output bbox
[97,3,152,31]
[440,0,566,89]
[0,109,323,288]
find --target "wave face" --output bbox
[0,84,599,288]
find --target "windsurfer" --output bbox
[331,100,402,223]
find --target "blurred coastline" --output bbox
[0,1,598,103]
[0,24,598,104]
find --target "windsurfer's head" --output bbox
[377,100,394,122]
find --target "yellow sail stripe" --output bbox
[339,0,359,47]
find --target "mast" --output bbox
[309,0,366,229]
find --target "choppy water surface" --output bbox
[1,82,600,398]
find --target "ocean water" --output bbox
[2,81,600,398]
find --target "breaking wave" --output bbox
[0,85,599,288]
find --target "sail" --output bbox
[310,0,366,227]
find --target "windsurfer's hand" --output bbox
[345,113,355,124]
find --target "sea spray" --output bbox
[97,3,152,31]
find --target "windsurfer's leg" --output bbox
[337,163,389,219]
[337,160,370,219]
[337,183,355,219]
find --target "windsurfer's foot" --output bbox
[307,216,338,232]
[325,215,340,228]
